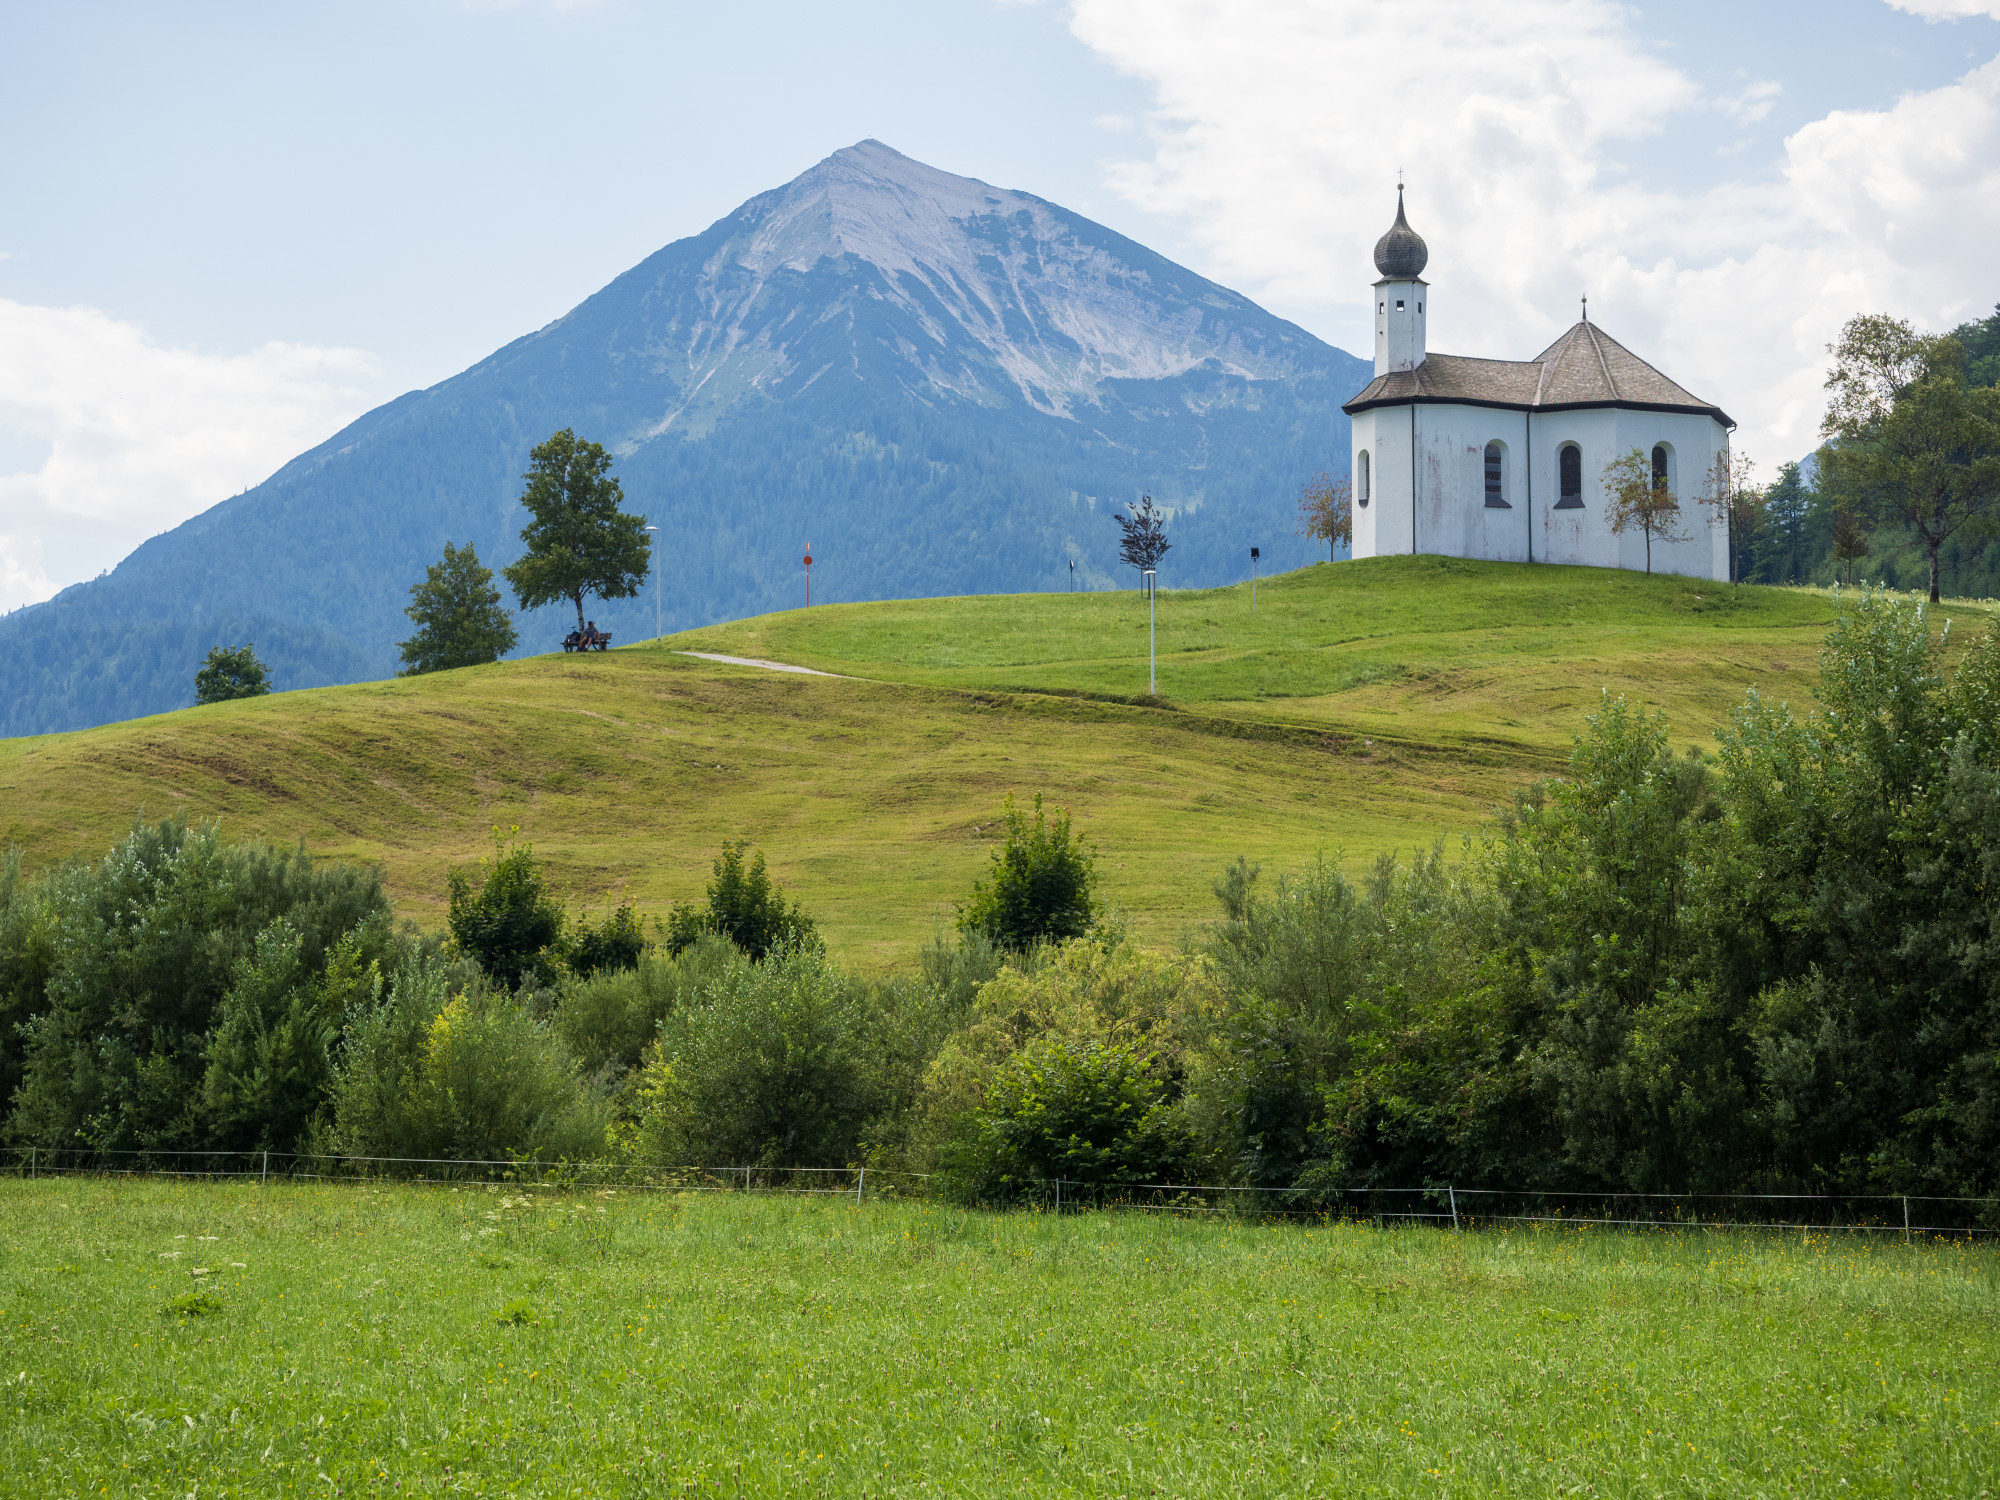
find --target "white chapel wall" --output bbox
[1350,402,1730,580]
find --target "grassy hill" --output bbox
[678,554,1863,755]
[5,558,1979,965]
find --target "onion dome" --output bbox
[1372,187,1428,279]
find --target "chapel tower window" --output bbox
[1357,450,1371,507]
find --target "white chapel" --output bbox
[1344,191,1735,580]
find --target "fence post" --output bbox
[1055,1179,1062,1216]
[855,1167,864,1206]
[29,1146,35,1180]
[1904,1196,1911,1246]
[262,1150,269,1187]
[1449,1185,1460,1232]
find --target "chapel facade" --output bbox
[1343,192,1735,580]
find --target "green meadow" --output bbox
[675,555,1877,756]
[2,1179,1994,1497]
[3,558,1986,964]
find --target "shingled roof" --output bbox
[1343,321,1734,427]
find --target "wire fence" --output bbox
[1015,1180,2000,1241]
[4,1147,1997,1241]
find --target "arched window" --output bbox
[1556,444,1584,509]
[1357,450,1371,508]
[1651,443,1674,495]
[1484,440,1509,508]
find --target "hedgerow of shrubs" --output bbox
[2,592,1997,1204]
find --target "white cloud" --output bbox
[1065,0,2000,463]
[1890,1,2000,19]
[1716,79,1783,125]
[0,299,373,611]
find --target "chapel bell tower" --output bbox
[1372,186,1429,376]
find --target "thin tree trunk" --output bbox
[575,593,587,632]
[1929,545,1942,604]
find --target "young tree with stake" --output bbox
[1113,495,1171,591]
[501,428,652,637]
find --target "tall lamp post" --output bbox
[1143,566,1157,697]
[644,525,660,639]
[803,543,813,606]
[1250,546,1260,615]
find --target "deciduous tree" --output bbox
[501,428,652,635]
[1821,315,2000,602]
[194,644,271,704]
[1295,471,1352,563]
[398,541,517,675]
[663,842,817,963]
[1602,448,1687,575]
[1697,451,1763,583]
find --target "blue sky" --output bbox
[3,0,1997,608]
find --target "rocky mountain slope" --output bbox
[1,141,1368,735]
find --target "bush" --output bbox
[957,794,1097,951]
[553,937,738,1082]
[6,818,388,1151]
[446,832,566,990]
[629,945,881,1168]
[200,920,385,1152]
[0,850,55,1125]
[663,842,816,962]
[900,933,1216,1181]
[318,948,608,1163]
[568,898,647,979]
[939,1039,1192,1203]
[1199,848,1506,1190]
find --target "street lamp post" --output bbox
[1250,546,1260,615]
[644,525,660,639]
[1143,566,1157,697]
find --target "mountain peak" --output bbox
[732,139,1044,281]
[654,141,1324,423]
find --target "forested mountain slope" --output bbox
[1,141,1368,736]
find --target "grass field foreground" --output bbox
[2,1180,1995,1496]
